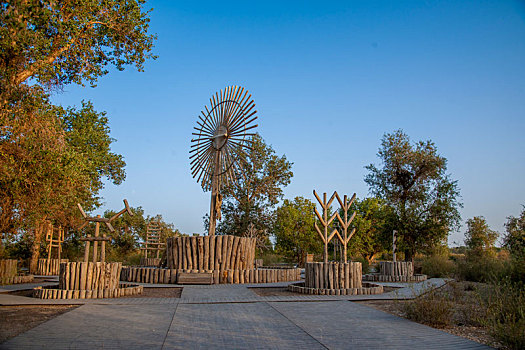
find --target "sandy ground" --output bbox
[0,305,78,343]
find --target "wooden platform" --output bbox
[177,272,213,285]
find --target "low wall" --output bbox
[37,259,69,275]
[288,282,383,295]
[0,259,17,279]
[139,257,161,267]
[33,283,143,299]
[166,235,256,271]
[120,266,302,284]
[305,262,362,289]
[379,261,413,276]
[363,273,427,282]
[59,262,121,290]
[0,259,34,284]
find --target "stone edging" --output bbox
[363,273,427,282]
[32,283,143,299]
[288,282,383,295]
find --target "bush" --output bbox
[420,254,456,278]
[455,256,506,282]
[480,279,525,349]
[400,286,453,327]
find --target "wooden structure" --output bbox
[313,191,338,263]
[37,222,68,275]
[120,266,301,285]
[289,189,382,295]
[140,221,165,264]
[190,86,258,236]
[33,262,142,299]
[0,259,34,284]
[177,272,213,285]
[335,193,357,263]
[37,259,68,275]
[165,235,256,271]
[77,199,133,263]
[363,261,427,282]
[305,262,362,289]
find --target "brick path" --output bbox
[0,280,492,349]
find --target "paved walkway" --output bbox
[0,280,492,349]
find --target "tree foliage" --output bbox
[273,197,322,264]
[464,216,498,258]
[216,134,293,238]
[503,208,525,258]
[347,197,394,263]
[1,0,156,97]
[365,130,462,260]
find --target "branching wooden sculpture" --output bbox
[77,199,133,263]
[335,192,357,263]
[190,86,258,236]
[313,190,339,263]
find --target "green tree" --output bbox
[464,216,498,258]
[215,134,293,239]
[273,197,322,264]
[503,208,525,258]
[1,0,155,104]
[347,197,393,263]
[0,0,156,269]
[365,130,462,261]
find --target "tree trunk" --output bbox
[404,249,414,263]
[30,221,46,274]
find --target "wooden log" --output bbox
[216,235,223,270]
[198,237,204,270]
[203,236,210,270]
[191,237,198,269]
[184,237,191,269]
[231,237,240,271]
[209,235,215,271]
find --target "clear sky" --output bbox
[51,0,525,246]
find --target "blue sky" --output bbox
[52,0,525,246]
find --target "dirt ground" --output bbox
[249,287,301,296]
[0,305,78,344]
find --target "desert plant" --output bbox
[479,279,525,349]
[421,254,456,278]
[400,286,453,327]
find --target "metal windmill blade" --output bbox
[190,86,258,235]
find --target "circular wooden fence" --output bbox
[305,262,362,289]
[166,235,256,271]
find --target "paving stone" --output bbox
[270,301,492,349]
[163,302,325,349]
[1,304,176,350]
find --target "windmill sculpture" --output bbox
[190,86,258,236]
[77,199,133,263]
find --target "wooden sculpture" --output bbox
[313,190,339,263]
[77,199,133,263]
[190,86,258,236]
[335,192,357,263]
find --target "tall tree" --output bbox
[464,216,498,258]
[1,0,156,105]
[0,0,156,269]
[503,208,525,259]
[273,197,322,264]
[365,130,462,261]
[215,134,293,238]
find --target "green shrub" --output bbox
[400,286,453,327]
[480,279,525,349]
[455,256,505,282]
[421,255,456,277]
